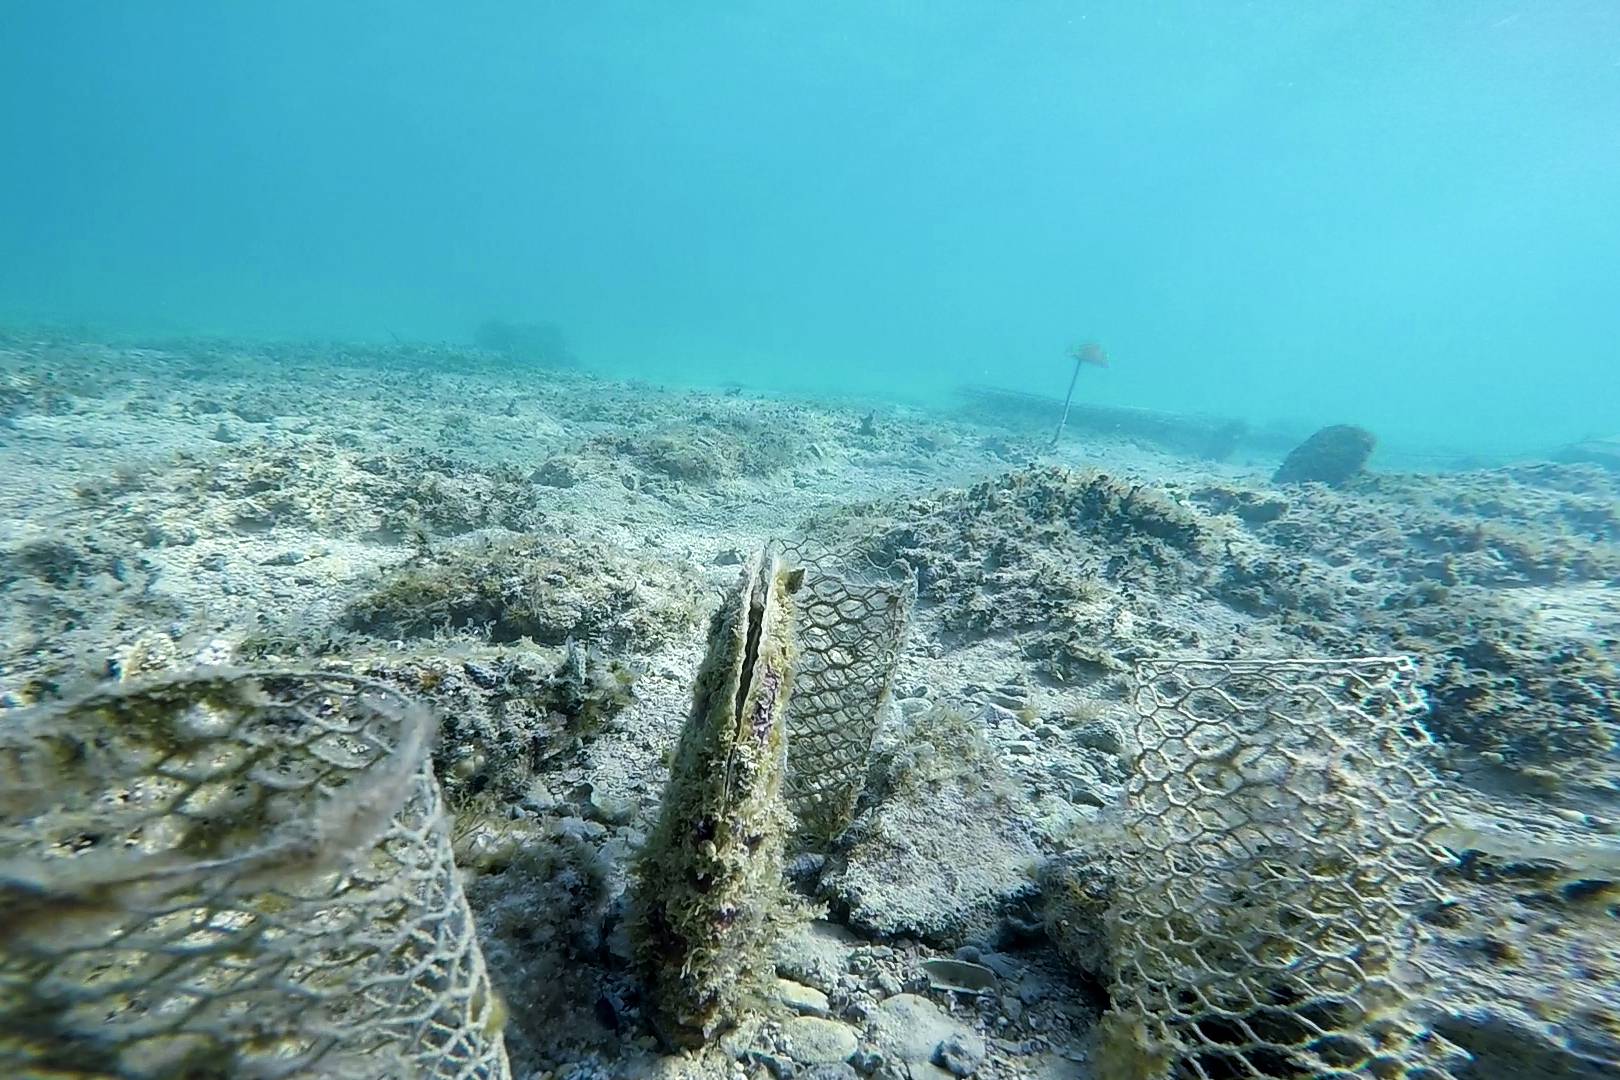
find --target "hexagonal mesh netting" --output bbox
[0,669,510,1079]
[1102,657,1461,1080]
[776,544,915,843]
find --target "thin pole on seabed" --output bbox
[1050,355,1083,449]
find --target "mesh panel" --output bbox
[777,544,915,842]
[0,669,510,1080]
[1103,657,1459,1080]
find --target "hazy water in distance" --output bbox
[2,2,1617,457]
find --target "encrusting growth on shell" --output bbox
[629,550,804,1048]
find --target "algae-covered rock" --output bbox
[584,416,806,488]
[253,643,636,806]
[807,467,1213,683]
[345,532,699,649]
[629,551,805,1048]
[826,466,1211,640]
[626,430,735,484]
[1272,424,1375,486]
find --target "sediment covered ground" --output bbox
[2,335,1615,1080]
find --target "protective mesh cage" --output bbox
[1102,657,1460,1080]
[0,669,510,1080]
[776,544,915,843]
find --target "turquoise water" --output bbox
[2,3,1617,455]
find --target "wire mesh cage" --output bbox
[1102,656,1461,1080]
[0,668,510,1080]
[774,543,915,843]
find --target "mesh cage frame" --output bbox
[1103,656,1460,1080]
[774,542,916,844]
[0,668,510,1080]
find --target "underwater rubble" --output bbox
[0,335,1616,1079]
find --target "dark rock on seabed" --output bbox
[1273,422,1377,486]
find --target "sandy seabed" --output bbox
[1,336,1616,1080]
